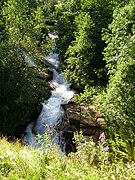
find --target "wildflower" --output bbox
[103,145,109,152]
[99,132,106,141]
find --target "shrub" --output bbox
[95,0,135,160]
[0,43,49,136]
[0,135,134,179]
[55,0,113,90]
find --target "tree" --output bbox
[55,0,114,89]
[64,12,95,89]
[54,0,78,59]
[96,0,135,156]
[0,0,51,136]
[102,0,135,76]
[2,0,51,58]
[0,43,49,136]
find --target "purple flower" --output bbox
[103,146,109,152]
[99,132,106,141]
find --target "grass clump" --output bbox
[0,134,134,180]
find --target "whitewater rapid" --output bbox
[24,52,74,151]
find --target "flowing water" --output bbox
[24,42,74,152]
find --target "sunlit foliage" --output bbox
[95,0,135,156]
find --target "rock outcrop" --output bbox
[55,103,106,154]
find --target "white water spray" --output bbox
[24,49,74,150]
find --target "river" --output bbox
[23,36,74,153]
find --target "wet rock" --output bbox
[96,115,106,126]
[63,104,105,145]
[69,118,80,127]
[39,71,52,81]
[49,82,58,90]
[55,103,106,154]
[55,121,79,134]
[55,121,77,154]
[64,104,81,121]
[80,126,100,136]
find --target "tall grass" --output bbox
[0,136,134,180]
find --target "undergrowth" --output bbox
[0,133,134,180]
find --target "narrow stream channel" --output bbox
[24,36,74,153]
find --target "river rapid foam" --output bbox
[24,48,74,152]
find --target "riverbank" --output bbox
[0,137,134,179]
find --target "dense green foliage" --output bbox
[54,0,114,89]
[94,0,135,157]
[0,0,135,176]
[2,0,52,57]
[0,136,134,179]
[54,0,135,161]
[0,0,51,135]
[0,43,49,135]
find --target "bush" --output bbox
[95,0,135,159]
[0,135,134,179]
[55,0,113,89]
[0,43,49,136]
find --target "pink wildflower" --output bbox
[103,145,109,152]
[99,132,106,141]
